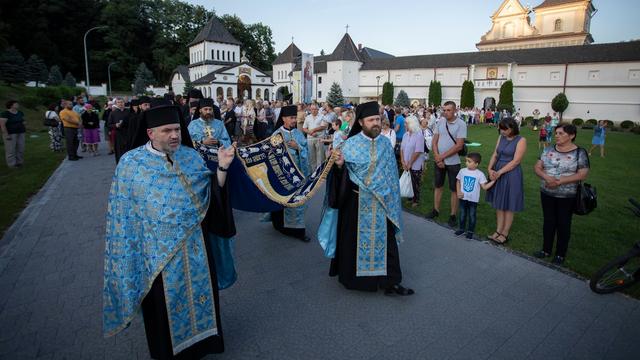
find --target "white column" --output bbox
[507,63,513,80]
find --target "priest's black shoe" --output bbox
[384,284,414,296]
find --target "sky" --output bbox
[185,0,640,57]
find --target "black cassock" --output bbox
[107,108,131,163]
[141,173,236,360]
[327,166,402,291]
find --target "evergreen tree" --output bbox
[381,82,394,105]
[135,62,155,86]
[63,72,76,87]
[460,80,475,109]
[326,82,345,107]
[133,77,147,95]
[0,46,26,85]
[133,63,155,94]
[26,55,48,86]
[551,92,569,121]
[428,80,442,106]
[394,90,410,107]
[497,80,514,113]
[48,65,63,85]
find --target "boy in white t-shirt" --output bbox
[455,153,495,239]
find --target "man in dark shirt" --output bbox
[223,98,237,140]
[0,100,26,167]
[107,97,130,163]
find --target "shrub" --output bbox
[571,118,584,126]
[20,95,41,109]
[36,87,62,105]
[524,116,533,126]
[586,119,597,126]
[620,120,635,129]
[631,126,640,135]
[58,86,75,99]
[603,120,614,127]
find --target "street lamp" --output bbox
[108,62,117,96]
[376,75,381,101]
[84,26,108,95]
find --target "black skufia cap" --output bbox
[188,89,203,99]
[139,96,151,104]
[145,105,180,129]
[199,98,214,108]
[348,101,380,137]
[274,105,298,129]
[129,105,194,150]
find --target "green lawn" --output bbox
[0,85,66,235]
[405,125,640,296]
[0,132,66,235]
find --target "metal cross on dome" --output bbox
[345,24,349,33]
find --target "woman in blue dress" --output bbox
[588,120,607,158]
[486,117,527,244]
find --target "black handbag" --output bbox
[43,111,59,127]
[573,148,597,215]
[445,121,467,156]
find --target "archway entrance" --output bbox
[276,86,287,101]
[237,74,252,100]
[483,97,496,111]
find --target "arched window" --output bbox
[256,88,262,99]
[227,87,233,98]
[227,51,230,62]
[554,19,562,32]
[217,50,220,60]
[222,51,225,61]
[211,50,214,60]
[264,89,270,101]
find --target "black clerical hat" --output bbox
[130,99,140,106]
[145,105,180,129]
[199,98,214,108]
[129,105,194,150]
[274,105,297,129]
[189,100,199,108]
[348,101,380,137]
[188,89,203,99]
[139,96,151,104]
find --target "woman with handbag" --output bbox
[533,123,590,265]
[45,104,63,152]
[486,117,526,244]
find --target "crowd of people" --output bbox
[0,86,599,358]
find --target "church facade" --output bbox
[272,0,640,122]
[170,16,275,102]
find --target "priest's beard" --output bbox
[361,123,381,138]
[202,113,213,121]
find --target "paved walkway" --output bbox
[1,142,639,359]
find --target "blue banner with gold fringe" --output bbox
[194,133,335,212]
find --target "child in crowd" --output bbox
[323,118,346,156]
[455,153,495,239]
[331,119,346,147]
[538,124,548,149]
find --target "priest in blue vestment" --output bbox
[103,103,237,359]
[321,101,414,295]
[188,98,231,148]
[270,105,311,242]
